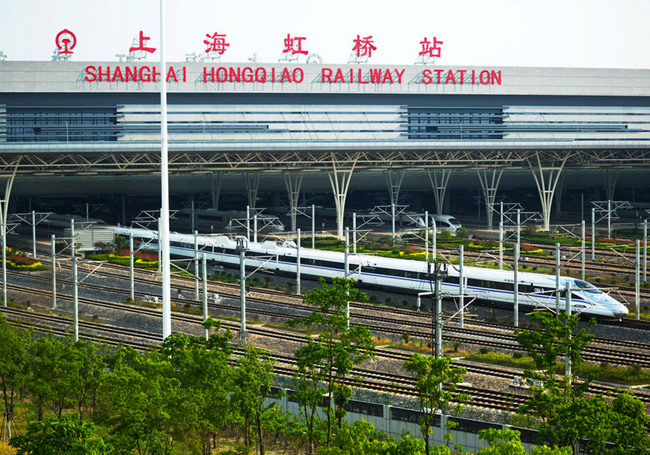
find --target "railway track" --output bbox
[5,277,650,408]
[31,255,650,329]
[9,257,650,367]
[0,305,531,412]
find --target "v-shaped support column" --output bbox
[283,170,304,232]
[242,172,261,211]
[385,170,405,240]
[1,159,20,307]
[426,169,452,215]
[328,153,358,238]
[209,171,222,210]
[476,168,503,229]
[602,169,619,201]
[527,152,569,230]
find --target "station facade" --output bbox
[0,61,649,233]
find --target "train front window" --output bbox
[573,280,601,294]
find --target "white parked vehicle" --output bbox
[431,215,462,234]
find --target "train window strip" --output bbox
[466,278,554,294]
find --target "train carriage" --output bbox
[113,226,628,320]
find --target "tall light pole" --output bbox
[159,0,172,339]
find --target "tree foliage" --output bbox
[514,312,594,385]
[94,346,181,455]
[26,336,107,421]
[476,428,571,455]
[9,413,111,455]
[0,314,30,438]
[403,354,468,455]
[159,330,234,455]
[515,312,650,455]
[230,345,279,455]
[289,278,376,449]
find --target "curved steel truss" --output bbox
[0,148,649,176]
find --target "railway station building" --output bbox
[0,60,649,235]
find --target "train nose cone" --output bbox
[613,307,629,319]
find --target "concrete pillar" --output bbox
[384,170,405,218]
[554,174,565,217]
[209,171,222,210]
[527,152,569,231]
[426,169,452,216]
[602,169,618,202]
[328,154,358,237]
[242,172,261,210]
[476,168,503,229]
[0,161,19,307]
[283,170,304,233]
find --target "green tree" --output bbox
[259,404,291,452]
[27,336,106,421]
[66,340,108,418]
[402,354,468,455]
[290,362,327,455]
[9,413,111,455]
[515,312,650,455]
[0,314,30,439]
[515,312,595,453]
[159,331,234,455]
[230,345,279,455]
[289,278,375,448]
[606,392,650,454]
[316,419,426,455]
[514,312,594,385]
[94,346,181,455]
[476,428,571,454]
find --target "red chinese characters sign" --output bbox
[419,37,443,58]
[53,30,448,63]
[282,34,307,55]
[352,35,376,58]
[204,32,230,55]
[129,31,156,54]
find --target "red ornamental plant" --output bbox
[117,250,158,261]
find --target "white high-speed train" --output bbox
[113,227,629,320]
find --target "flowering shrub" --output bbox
[398,250,426,257]
[467,243,499,250]
[113,250,159,261]
[135,258,157,266]
[520,244,544,254]
[6,254,46,271]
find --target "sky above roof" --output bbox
[1,0,648,69]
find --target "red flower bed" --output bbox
[8,255,38,266]
[118,250,159,260]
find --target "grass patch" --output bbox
[464,351,537,369]
[578,363,650,386]
[465,352,650,386]
[631,305,650,321]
